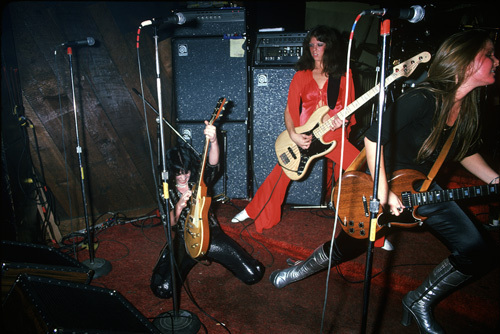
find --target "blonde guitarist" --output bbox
[232,26,360,232]
[269,29,499,334]
[151,111,264,300]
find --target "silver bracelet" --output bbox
[490,176,499,184]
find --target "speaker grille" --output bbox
[177,121,248,199]
[172,37,248,122]
[251,67,325,205]
[2,274,160,333]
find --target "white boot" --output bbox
[381,239,394,251]
[269,246,329,289]
[231,209,250,223]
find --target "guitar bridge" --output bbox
[401,191,413,210]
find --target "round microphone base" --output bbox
[153,310,201,334]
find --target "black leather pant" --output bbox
[323,182,499,276]
[151,221,265,299]
[415,183,499,275]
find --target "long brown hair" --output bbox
[295,25,346,78]
[416,29,491,162]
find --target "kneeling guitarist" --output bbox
[151,104,264,300]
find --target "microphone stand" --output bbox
[146,25,201,334]
[132,88,201,157]
[66,47,111,278]
[360,19,391,334]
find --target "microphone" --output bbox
[364,5,425,23]
[140,12,186,27]
[61,37,95,47]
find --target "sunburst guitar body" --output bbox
[333,169,499,239]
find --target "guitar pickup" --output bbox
[279,153,290,165]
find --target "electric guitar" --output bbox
[333,169,499,239]
[275,51,431,180]
[184,97,226,258]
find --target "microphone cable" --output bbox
[320,11,363,334]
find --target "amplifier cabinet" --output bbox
[253,31,307,66]
[177,121,249,199]
[1,240,93,299]
[172,36,248,122]
[251,67,325,205]
[173,8,246,37]
[2,274,160,333]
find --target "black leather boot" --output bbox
[269,245,329,289]
[401,258,472,334]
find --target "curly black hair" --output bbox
[165,143,200,180]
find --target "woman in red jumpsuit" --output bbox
[232,25,360,233]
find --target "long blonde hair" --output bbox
[417,29,490,162]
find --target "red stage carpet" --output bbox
[70,198,499,334]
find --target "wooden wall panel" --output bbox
[6,2,178,228]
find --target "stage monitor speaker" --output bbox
[2,274,161,333]
[177,121,248,199]
[1,240,93,300]
[172,36,248,122]
[251,67,325,205]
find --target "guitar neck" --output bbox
[404,183,499,207]
[196,138,210,188]
[318,72,399,136]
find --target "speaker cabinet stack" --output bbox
[1,240,93,299]
[172,8,248,199]
[251,32,325,205]
[2,274,160,333]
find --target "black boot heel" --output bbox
[398,259,471,334]
[401,301,413,327]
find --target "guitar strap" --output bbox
[420,126,457,192]
[346,148,366,172]
[327,75,341,109]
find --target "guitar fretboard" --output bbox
[402,183,499,207]
[314,51,431,139]
[315,71,402,138]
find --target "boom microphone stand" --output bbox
[142,24,200,334]
[360,19,391,333]
[132,88,201,157]
[66,46,111,278]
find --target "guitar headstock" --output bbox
[209,97,227,125]
[392,51,431,79]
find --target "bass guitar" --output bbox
[185,97,226,258]
[275,51,431,180]
[333,169,499,239]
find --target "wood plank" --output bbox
[10,2,156,222]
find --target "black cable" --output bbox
[169,251,231,334]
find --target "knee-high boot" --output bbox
[401,258,472,334]
[269,245,329,289]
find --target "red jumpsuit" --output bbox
[247,70,360,233]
